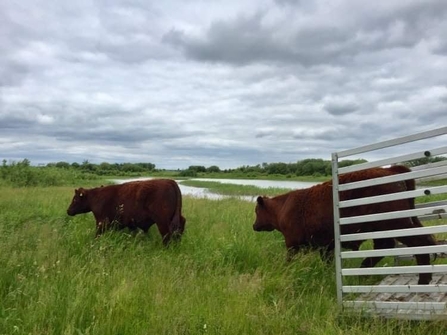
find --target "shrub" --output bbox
[0,160,100,187]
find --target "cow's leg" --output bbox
[140,221,154,234]
[95,220,108,237]
[179,216,186,234]
[284,236,301,261]
[156,222,172,246]
[396,228,435,285]
[126,226,140,237]
[170,216,185,242]
[360,238,395,268]
[319,242,335,263]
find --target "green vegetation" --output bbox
[1,168,447,334]
[2,185,447,334]
[179,158,368,178]
[0,159,100,187]
[1,158,371,182]
[48,160,157,176]
[3,156,446,182]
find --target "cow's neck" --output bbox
[87,187,115,220]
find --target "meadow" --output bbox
[1,182,447,335]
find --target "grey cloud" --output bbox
[274,0,302,6]
[323,102,358,116]
[97,37,173,63]
[0,61,30,87]
[323,98,359,116]
[0,115,35,129]
[165,12,284,65]
[255,128,276,138]
[166,1,447,67]
[1,0,447,169]
[433,39,447,56]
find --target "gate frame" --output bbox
[331,126,447,319]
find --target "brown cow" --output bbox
[253,166,436,285]
[67,179,186,244]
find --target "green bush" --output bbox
[0,160,100,187]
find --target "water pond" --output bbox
[111,177,319,201]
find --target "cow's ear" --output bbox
[256,196,264,206]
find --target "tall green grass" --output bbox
[1,186,447,334]
[0,164,100,187]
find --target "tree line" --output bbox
[180,159,369,177]
[2,156,446,187]
[45,160,157,175]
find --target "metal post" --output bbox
[331,152,343,306]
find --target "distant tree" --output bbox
[188,165,206,173]
[295,159,329,176]
[55,161,70,169]
[19,158,31,167]
[81,160,95,171]
[179,169,197,177]
[99,162,111,171]
[121,163,144,173]
[207,165,221,173]
[266,162,290,175]
[136,162,155,171]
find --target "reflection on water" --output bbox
[111,177,319,201]
[192,178,319,189]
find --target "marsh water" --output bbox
[112,177,319,201]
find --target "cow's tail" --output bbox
[170,181,185,240]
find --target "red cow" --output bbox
[67,179,186,244]
[253,166,436,285]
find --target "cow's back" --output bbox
[118,179,179,218]
[277,167,415,244]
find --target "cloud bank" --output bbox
[1,0,446,168]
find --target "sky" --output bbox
[1,0,447,169]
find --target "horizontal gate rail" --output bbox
[339,146,447,174]
[343,285,447,294]
[340,225,447,242]
[336,126,447,159]
[341,245,445,259]
[340,205,447,225]
[339,166,447,191]
[339,185,447,208]
[342,265,447,276]
[343,301,447,311]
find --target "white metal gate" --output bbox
[332,126,447,319]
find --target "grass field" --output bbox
[1,185,447,334]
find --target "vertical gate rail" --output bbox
[332,126,447,319]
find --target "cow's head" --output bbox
[253,196,276,232]
[67,188,91,216]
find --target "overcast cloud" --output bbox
[1,0,446,169]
